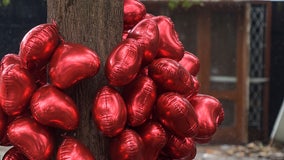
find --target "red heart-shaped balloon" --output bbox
[105,38,142,86]
[19,22,59,72]
[123,0,146,30]
[0,53,21,72]
[32,65,48,87]
[92,86,127,137]
[138,121,167,160]
[156,92,198,138]
[49,42,100,89]
[30,84,79,130]
[179,51,200,76]
[122,30,130,41]
[127,18,159,65]
[123,75,157,126]
[7,116,54,160]
[3,147,29,160]
[0,64,36,116]
[189,94,224,143]
[185,76,200,100]
[1,53,47,87]
[56,137,95,160]
[151,16,184,61]
[162,133,196,160]
[144,13,154,19]
[148,58,194,96]
[110,129,144,160]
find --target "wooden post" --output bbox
[47,1,123,159]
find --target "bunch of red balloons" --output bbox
[0,0,224,159]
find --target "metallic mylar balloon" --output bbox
[156,92,198,138]
[162,134,196,159]
[122,30,130,41]
[138,121,167,160]
[0,64,36,116]
[92,86,127,137]
[56,137,95,160]
[0,53,47,87]
[19,22,59,72]
[0,108,7,140]
[123,75,156,126]
[151,16,184,61]
[148,58,194,96]
[179,51,200,76]
[123,0,146,30]
[185,76,200,100]
[49,42,100,89]
[127,18,159,65]
[32,65,48,87]
[0,53,21,72]
[7,116,54,160]
[139,66,149,76]
[189,94,224,143]
[30,84,79,130]
[3,147,29,160]
[105,38,142,86]
[110,129,144,160]
[144,13,154,19]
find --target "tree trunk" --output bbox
[47,1,123,159]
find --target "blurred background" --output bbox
[0,0,283,159]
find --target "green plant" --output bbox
[168,0,202,10]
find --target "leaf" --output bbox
[168,0,179,10]
[2,0,10,6]
[182,1,193,9]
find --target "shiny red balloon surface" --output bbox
[110,129,144,160]
[179,51,200,76]
[148,58,194,96]
[32,65,48,87]
[0,54,21,72]
[185,76,200,100]
[138,121,167,160]
[3,147,29,160]
[105,38,142,86]
[30,84,79,130]
[123,75,156,126]
[19,22,59,71]
[162,134,196,159]
[127,18,159,65]
[0,53,47,87]
[156,92,198,138]
[123,0,146,30]
[57,137,95,160]
[7,117,54,160]
[49,42,100,89]
[190,94,224,143]
[151,16,184,61]
[0,64,35,116]
[92,86,127,137]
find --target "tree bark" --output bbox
[47,1,123,159]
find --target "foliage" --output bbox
[168,0,202,10]
[0,0,10,7]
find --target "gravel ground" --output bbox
[195,141,284,160]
